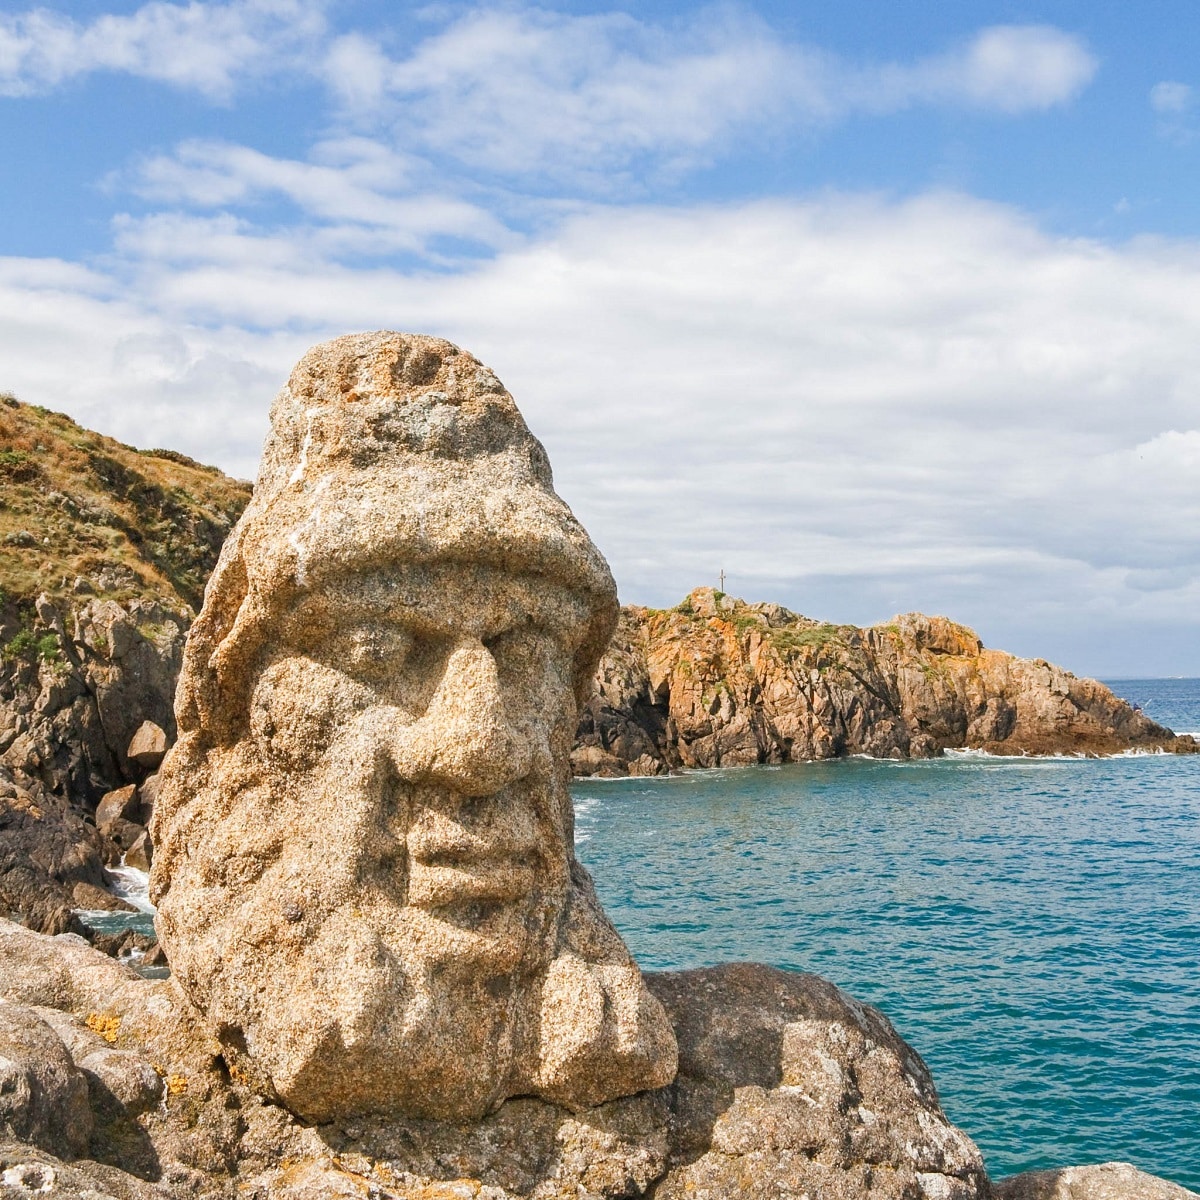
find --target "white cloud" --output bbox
[1150,80,1196,144]
[1150,80,1193,114]
[0,0,326,99]
[936,24,1097,113]
[1,190,1198,676]
[125,139,512,255]
[320,11,1094,183]
[0,4,1097,188]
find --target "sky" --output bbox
[1,1,1198,677]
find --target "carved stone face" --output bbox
[150,333,676,1122]
[245,563,586,976]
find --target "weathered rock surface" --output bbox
[0,1000,92,1158]
[996,1162,1199,1199]
[0,766,110,936]
[151,332,677,1123]
[0,597,191,939]
[1,597,187,807]
[575,589,1195,774]
[125,723,167,771]
[0,917,998,1199]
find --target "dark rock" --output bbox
[134,774,159,827]
[139,943,166,969]
[0,768,109,935]
[104,820,144,855]
[70,883,135,914]
[125,722,167,771]
[95,785,138,836]
[124,831,151,873]
[0,597,188,810]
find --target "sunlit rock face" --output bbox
[149,332,677,1123]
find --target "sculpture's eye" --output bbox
[339,624,416,679]
[485,626,571,697]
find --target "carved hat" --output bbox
[178,332,619,739]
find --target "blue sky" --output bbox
[1,1,1199,678]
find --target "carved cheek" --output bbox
[249,656,359,769]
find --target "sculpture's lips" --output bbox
[404,793,540,908]
[406,857,536,907]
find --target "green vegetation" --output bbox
[2,627,60,663]
[0,394,251,610]
[767,624,842,658]
[732,612,763,635]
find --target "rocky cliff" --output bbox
[574,588,1193,775]
[0,395,249,937]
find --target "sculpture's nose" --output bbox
[391,637,533,796]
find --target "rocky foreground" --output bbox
[2,917,1192,1200]
[574,588,1193,775]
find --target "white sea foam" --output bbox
[104,862,156,913]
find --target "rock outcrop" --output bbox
[995,1162,1199,1199]
[0,918,1191,1199]
[0,917,994,1200]
[0,764,111,937]
[575,589,1194,775]
[0,601,181,940]
[150,332,677,1122]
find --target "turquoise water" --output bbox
[573,679,1200,1190]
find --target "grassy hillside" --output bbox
[0,392,251,617]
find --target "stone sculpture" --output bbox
[149,332,677,1122]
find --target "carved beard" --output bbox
[156,637,676,1123]
[158,722,578,1119]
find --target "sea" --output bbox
[574,678,1200,1190]
[76,679,1200,1189]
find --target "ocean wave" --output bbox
[104,862,155,913]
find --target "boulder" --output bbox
[995,1162,1199,1199]
[102,819,144,855]
[133,774,159,827]
[151,332,677,1123]
[94,786,138,836]
[647,965,986,1199]
[123,832,152,873]
[70,883,135,914]
[0,1002,92,1159]
[125,723,167,771]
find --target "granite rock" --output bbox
[151,332,677,1123]
[0,918,998,1199]
[125,723,167,772]
[0,1001,92,1159]
[995,1162,1199,1200]
[575,591,1194,774]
